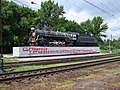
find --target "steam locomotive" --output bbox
[28,26,98,47]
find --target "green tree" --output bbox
[79,19,93,34]
[91,16,108,44]
[63,20,82,33]
[2,0,109,54]
[79,16,108,44]
[112,39,120,49]
[34,0,65,31]
[2,0,37,53]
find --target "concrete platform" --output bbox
[13,46,100,57]
[4,53,103,61]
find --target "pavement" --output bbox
[3,53,103,61]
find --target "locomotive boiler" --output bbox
[28,26,98,47]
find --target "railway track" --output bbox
[0,56,120,83]
[4,53,120,68]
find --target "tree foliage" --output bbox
[79,16,108,44]
[2,0,109,53]
[35,0,82,33]
[34,0,64,30]
[100,39,120,53]
[91,16,108,44]
[2,0,37,52]
[111,39,120,49]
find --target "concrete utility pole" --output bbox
[0,0,3,72]
[109,34,112,53]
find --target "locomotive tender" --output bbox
[28,26,98,47]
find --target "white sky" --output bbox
[9,0,120,39]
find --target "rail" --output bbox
[4,53,120,68]
[0,56,119,82]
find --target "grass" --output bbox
[77,74,104,80]
[0,84,9,90]
[100,49,109,54]
[112,82,120,87]
[110,68,120,72]
[3,49,119,63]
[79,70,92,74]
[25,80,75,90]
[112,49,120,54]
[5,61,84,72]
[5,55,120,72]
[3,57,18,63]
[100,49,120,54]
[53,80,75,90]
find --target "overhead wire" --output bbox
[106,0,120,13]
[92,0,120,30]
[83,0,115,17]
[11,0,86,22]
[11,0,120,22]
[66,0,117,21]
[82,0,120,23]
[65,0,90,21]
[96,0,120,30]
[97,0,120,17]
[66,0,120,36]
[97,0,113,12]
[12,0,120,24]
[9,0,120,38]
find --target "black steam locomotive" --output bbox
[28,26,98,47]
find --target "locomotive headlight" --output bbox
[31,27,35,31]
